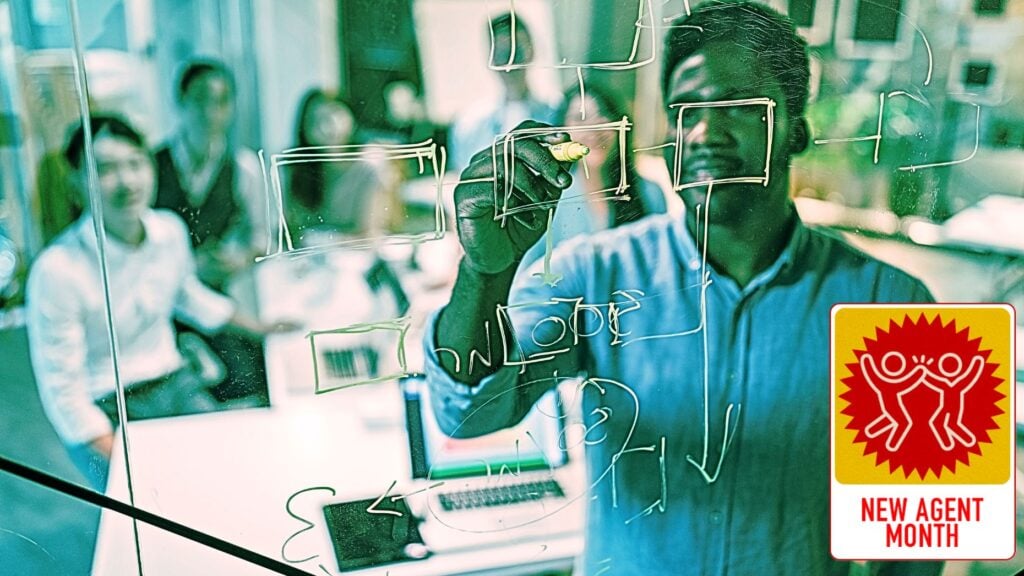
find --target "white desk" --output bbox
[92,390,583,575]
[94,242,583,575]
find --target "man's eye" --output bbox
[679,111,700,127]
[727,106,764,120]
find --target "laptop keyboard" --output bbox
[322,347,378,379]
[438,479,565,511]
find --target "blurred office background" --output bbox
[0,0,1021,574]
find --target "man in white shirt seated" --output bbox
[26,115,292,490]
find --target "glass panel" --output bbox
[1,1,139,574]
[3,0,1022,575]
[0,462,103,574]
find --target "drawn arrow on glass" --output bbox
[532,209,563,287]
[682,184,742,484]
[366,480,403,517]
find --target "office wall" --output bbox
[251,0,339,154]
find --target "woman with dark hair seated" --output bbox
[286,89,400,247]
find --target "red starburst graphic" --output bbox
[840,314,1004,479]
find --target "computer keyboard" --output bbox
[438,479,565,511]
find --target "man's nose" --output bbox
[682,107,734,147]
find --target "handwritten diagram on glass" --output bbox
[259,140,446,261]
[309,316,411,394]
[492,119,632,225]
[668,98,777,192]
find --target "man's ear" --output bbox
[789,118,810,155]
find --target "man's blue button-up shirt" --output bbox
[423,213,932,575]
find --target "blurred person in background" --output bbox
[153,59,269,404]
[26,115,293,490]
[286,88,401,246]
[153,59,265,288]
[447,12,558,172]
[382,80,436,145]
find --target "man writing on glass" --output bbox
[424,2,938,574]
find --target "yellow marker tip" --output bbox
[549,141,590,162]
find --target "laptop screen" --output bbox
[402,375,568,480]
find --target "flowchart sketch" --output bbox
[491,118,632,223]
[259,140,446,261]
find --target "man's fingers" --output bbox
[506,158,556,207]
[458,141,564,204]
[513,120,572,146]
[461,122,575,192]
[494,161,553,231]
[497,136,572,190]
[464,147,495,175]
[492,120,573,189]
[538,130,572,146]
[454,120,573,235]
[511,213,543,231]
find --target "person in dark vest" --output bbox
[153,59,269,405]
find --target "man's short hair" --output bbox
[64,114,147,169]
[176,59,235,102]
[661,1,810,119]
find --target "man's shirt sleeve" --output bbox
[422,242,588,438]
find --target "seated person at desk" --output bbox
[286,88,400,246]
[520,83,666,269]
[26,115,291,490]
[154,59,265,288]
[154,59,270,403]
[425,3,940,575]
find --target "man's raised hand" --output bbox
[453,121,573,275]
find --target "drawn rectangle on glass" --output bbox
[490,0,655,71]
[491,118,631,222]
[669,98,776,192]
[309,317,411,394]
[259,140,445,262]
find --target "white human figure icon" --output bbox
[860,351,929,452]
[919,353,985,452]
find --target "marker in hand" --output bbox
[504,138,588,232]
[548,141,590,162]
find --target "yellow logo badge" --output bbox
[831,304,1016,560]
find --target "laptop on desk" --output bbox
[400,374,585,554]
